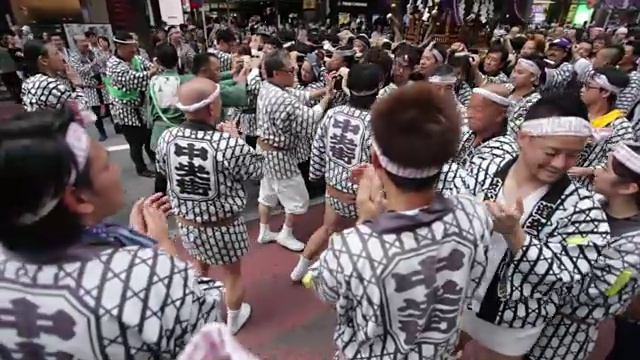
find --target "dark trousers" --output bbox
[605,317,640,360]
[154,172,167,194]
[245,135,257,149]
[91,106,107,137]
[1,72,22,103]
[120,125,154,174]
[298,159,325,198]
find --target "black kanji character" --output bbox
[174,143,209,162]
[0,298,76,341]
[329,133,358,165]
[332,117,361,135]
[175,161,212,196]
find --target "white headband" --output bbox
[591,73,622,94]
[517,58,541,78]
[176,87,220,112]
[373,141,440,179]
[520,116,592,137]
[429,75,457,85]
[613,142,640,175]
[472,88,512,107]
[17,122,91,225]
[425,41,443,63]
[113,39,137,44]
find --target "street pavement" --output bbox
[0,101,618,359]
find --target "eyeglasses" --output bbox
[278,67,296,75]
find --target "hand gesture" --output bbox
[144,192,172,216]
[567,167,594,177]
[129,198,147,234]
[232,57,243,75]
[216,121,241,138]
[65,65,82,86]
[233,65,250,84]
[469,54,480,69]
[129,193,172,234]
[350,163,372,185]
[485,198,523,236]
[356,167,386,223]
[142,205,176,255]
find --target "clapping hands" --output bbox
[355,164,386,224]
[129,193,177,255]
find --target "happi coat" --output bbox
[307,193,490,359]
[156,121,263,265]
[0,241,222,359]
[463,157,610,346]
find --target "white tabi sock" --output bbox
[279,224,293,238]
[259,223,270,238]
[227,308,239,327]
[290,256,312,281]
[257,223,276,244]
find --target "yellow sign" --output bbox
[339,12,350,26]
[303,0,316,10]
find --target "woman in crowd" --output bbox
[0,107,222,358]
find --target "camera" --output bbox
[333,74,343,91]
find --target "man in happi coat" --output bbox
[255,49,332,252]
[460,95,611,360]
[106,31,160,178]
[167,26,196,75]
[290,63,379,282]
[305,82,490,359]
[69,34,109,141]
[569,67,635,188]
[156,78,263,334]
[209,28,237,72]
[528,141,640,360]
[455,84,519,171]
[191,52,249,121]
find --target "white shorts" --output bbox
[461,309,544,356]
[258,175,309,215]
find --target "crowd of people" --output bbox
[0,13,639,360]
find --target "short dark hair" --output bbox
[347,63,383,110]
[362,47,393,86]
[22,40,49,77]
[263,49,290,78]
[192,52,217,74]
[155,43,179,69]
[84,30,96,38]
[216,29,236,43]
[604,44,626,65]
[372,82,461,191]
[49,32,64,40]
[524,92,588,121]
[487,43,509,64]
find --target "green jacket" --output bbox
[147,69,194,149]
[219,70,248,118]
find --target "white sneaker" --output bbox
[276,233,305,252]
[257,230,278,244]
[290,256,312,281]
[228,303,252,335]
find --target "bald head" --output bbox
[178,78,221,120]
